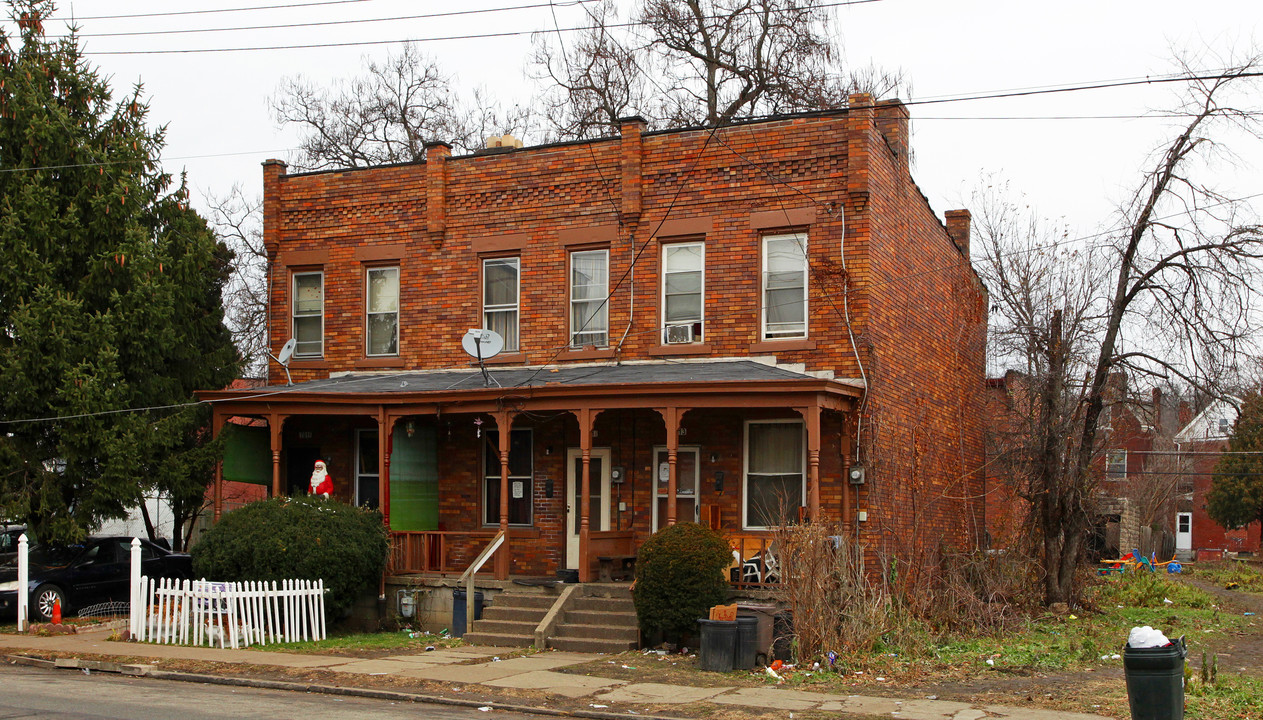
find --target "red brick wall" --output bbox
[1187,438,1262,554]
[262,105,987,572]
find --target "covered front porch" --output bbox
[201,361,862,585]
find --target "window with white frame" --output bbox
[292,271,324,358]
[744,420,805,529]
[1106,450,1127,480]
[484,429,533,526]
[570,249,609,347]
[762,233,808,339]
[365,267,400,356]
[662,242,704,343]
[483,257,520,352]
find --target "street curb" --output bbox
[5,653,682,720]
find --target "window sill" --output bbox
[557,347,616,361]
[647,343,712,357]
[749,338,817,353]
[288,359,330,369]
[483,352,527,365]
[354,357,406,368]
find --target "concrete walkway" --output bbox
[0,629,1114,720]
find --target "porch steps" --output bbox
[464,586,640,653]
[463,593,553,648]
[546,588,639,654]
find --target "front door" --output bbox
[653,446,700,530]
[1176,512,1193,551]
[566,448,611,570]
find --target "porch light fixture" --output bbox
[678,427,687,436]
[406,420,416,437]
[709,452,718,463]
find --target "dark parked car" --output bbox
[0,526,28,563]
[0,536,191,621]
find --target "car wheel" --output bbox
[34,584,67,622]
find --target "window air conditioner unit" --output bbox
[665,324,695,344]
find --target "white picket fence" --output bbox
[133,576,326,649]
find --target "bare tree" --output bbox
[531,0,903,138]
[205,186,269,378]
[271,44,533,170]
[979,53,1263,605]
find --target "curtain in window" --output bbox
[483,258,519,351]
[746,422,804,528]
[367,268,399,356]
[764,235,806,337]
[293,274,323,356]
[570,251,608,347]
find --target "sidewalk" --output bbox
[0,629,1114,720]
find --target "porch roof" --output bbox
[200,360,863,414]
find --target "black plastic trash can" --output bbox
[451,589,484,638]
[1124,636,1186,720]
[734,615,759,670]
[697,619,737,672]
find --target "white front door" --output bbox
[652,446,700,531]
[566,448,611,570]
[1176,512,1193,551]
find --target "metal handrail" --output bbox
[457,530,505,633]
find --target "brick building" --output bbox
[1175,398,1260,558]
[199,95,988,584]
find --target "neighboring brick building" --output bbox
[1175,398,1260,558]
[200,95,987,583]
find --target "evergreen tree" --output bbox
[1206,392,1263,546]
[0,1,239,546]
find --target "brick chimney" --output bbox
[1152,387,1163,434]
[261,159,287,256]
[425,141,451,243]
[619,116,646,223]
[945,209,971,256]
[875,99,910,170]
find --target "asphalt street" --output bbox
[0,665,536,719]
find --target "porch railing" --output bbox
[726,532,780,589]
[389,531,499,575]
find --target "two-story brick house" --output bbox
[199,94,987,586]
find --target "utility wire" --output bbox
[50,0,377,21]
[48,1,600,39]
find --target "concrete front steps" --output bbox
[464,584,639,654]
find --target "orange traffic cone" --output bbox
[52,598,62,625]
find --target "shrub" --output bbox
[632,522,731,640]
[191,496,389,619]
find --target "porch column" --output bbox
[378,409,391,528]
[656,407,680,526]
[577,407,595,582]
[212,409,226,522]
[796,404,822,522]
[269,413,287,498]
[493,410,515,580]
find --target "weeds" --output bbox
[1193,560,1263,593]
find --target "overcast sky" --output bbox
[11,0,1262,239]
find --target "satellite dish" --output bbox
[462,329,504,360]
[268,338,298,387]
[277,338,297,366]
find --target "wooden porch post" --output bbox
[269,413,286,498]
[657,407,680,526]
[796,404,822,522]
[378,409,391,529]
[212,409,226,522]
[493,410,514,580]
[578,407,594,582]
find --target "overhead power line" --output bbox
[49,1,601,39]
[50,0,377,21]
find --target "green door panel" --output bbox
[390,424,438,531]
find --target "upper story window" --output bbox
[570,249,609,348]
[1106,450,1127,480]
[483,257,520,352]
[1218,417,1231,434]
[366,267,400,356]
[762,233,808,340]
[662,242,704,344]
[292,271,323,358]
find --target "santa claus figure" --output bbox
[309,460,333,498]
